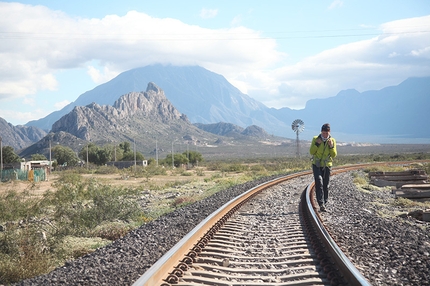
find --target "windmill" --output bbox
[291,119,305,157]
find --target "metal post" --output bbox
[155,138,158,166]
[0,136,2,182]
[195,144,198,167]
[134,138,136,173]
[87,132,91,170]
[187,143,189,168]
[171,141,174,169]
[48,140,51,181]
[86,144,89,169]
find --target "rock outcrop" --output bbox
[0,117,47,150]
[51,82,190,142]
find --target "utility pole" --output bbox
[187,143,189,168]
[86,144,89,169]
[171,140,174,169]
[48,139,51,181]
[134,138,136,173]
[86,132,91,170]
[155,138,158,166]
[0,136,3,182]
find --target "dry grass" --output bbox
[1,156,429,284]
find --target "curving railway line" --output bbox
[14,161,429,286]
[133,164,380,286]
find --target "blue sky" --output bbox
[1,0,429,125]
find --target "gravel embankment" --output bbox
[323,172,430,286]
[14,172,430,286]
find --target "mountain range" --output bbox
[27,65,284,135]
[17,82,277,159]
[1,65,429,155]
[26,65,429,143]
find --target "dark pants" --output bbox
[312,164,331,207]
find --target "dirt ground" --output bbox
[0,175,58,196]
[0,170,217,197]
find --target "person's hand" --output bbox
[316,137,322,144]
[328,138,333,148]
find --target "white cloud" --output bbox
[54,100,71,109]
[0,2,429,118]
[231,15,243,27]
[87,65,119,84]
[410,46,430,58]
[0,108,48,125]
[22,96,36,106]
[328,0,344,10]
[199,8,218,19]
[260,15,430,109]
[0,3,283,103]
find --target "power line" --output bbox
[0,29,428,41]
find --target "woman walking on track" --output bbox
[310,123,337,212]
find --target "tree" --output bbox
[119,141,131,153]
[79,143,113,165]
[122,151,144,161]
[147,158,156,165]
[31,153,47,161]
[184,151,203,166]
[53,145,79,166]
[108,144,124,161]
[2,146,21,164]
[95,148,112,165]
[79,143,97,164]
[165,153,188,168]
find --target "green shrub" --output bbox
[171,196,196,208]
[205,172,222,182]
[55,236,111,260]
[393,197,430,209]
[0,227,56,284]
[90,222,133,240]
[221,163,249,173]
[195,168,205,176]
[0,189,43,222]
[95,165,118,174]
[50,180,143,237]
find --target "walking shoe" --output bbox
[320,205,327,212]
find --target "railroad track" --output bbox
[132,163,416,286]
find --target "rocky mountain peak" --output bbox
[51,83,189,142]
[146,81,161,93]
[112,82,184,122]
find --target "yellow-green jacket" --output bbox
[309,135,337,167]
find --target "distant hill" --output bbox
[0,117,47,150]
[268,77,430,143]
[194,122,269,139]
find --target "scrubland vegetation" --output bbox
[1,152,429,284]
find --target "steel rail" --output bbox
[133,160,428,286]
[302,161,430,285]
[132,171,311,286]
[305,181,371,286]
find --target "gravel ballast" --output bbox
[14,172,430,286]
[323,172,430,286]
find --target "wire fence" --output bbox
[0,168,46,182]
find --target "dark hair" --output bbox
[321,123,330,132]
